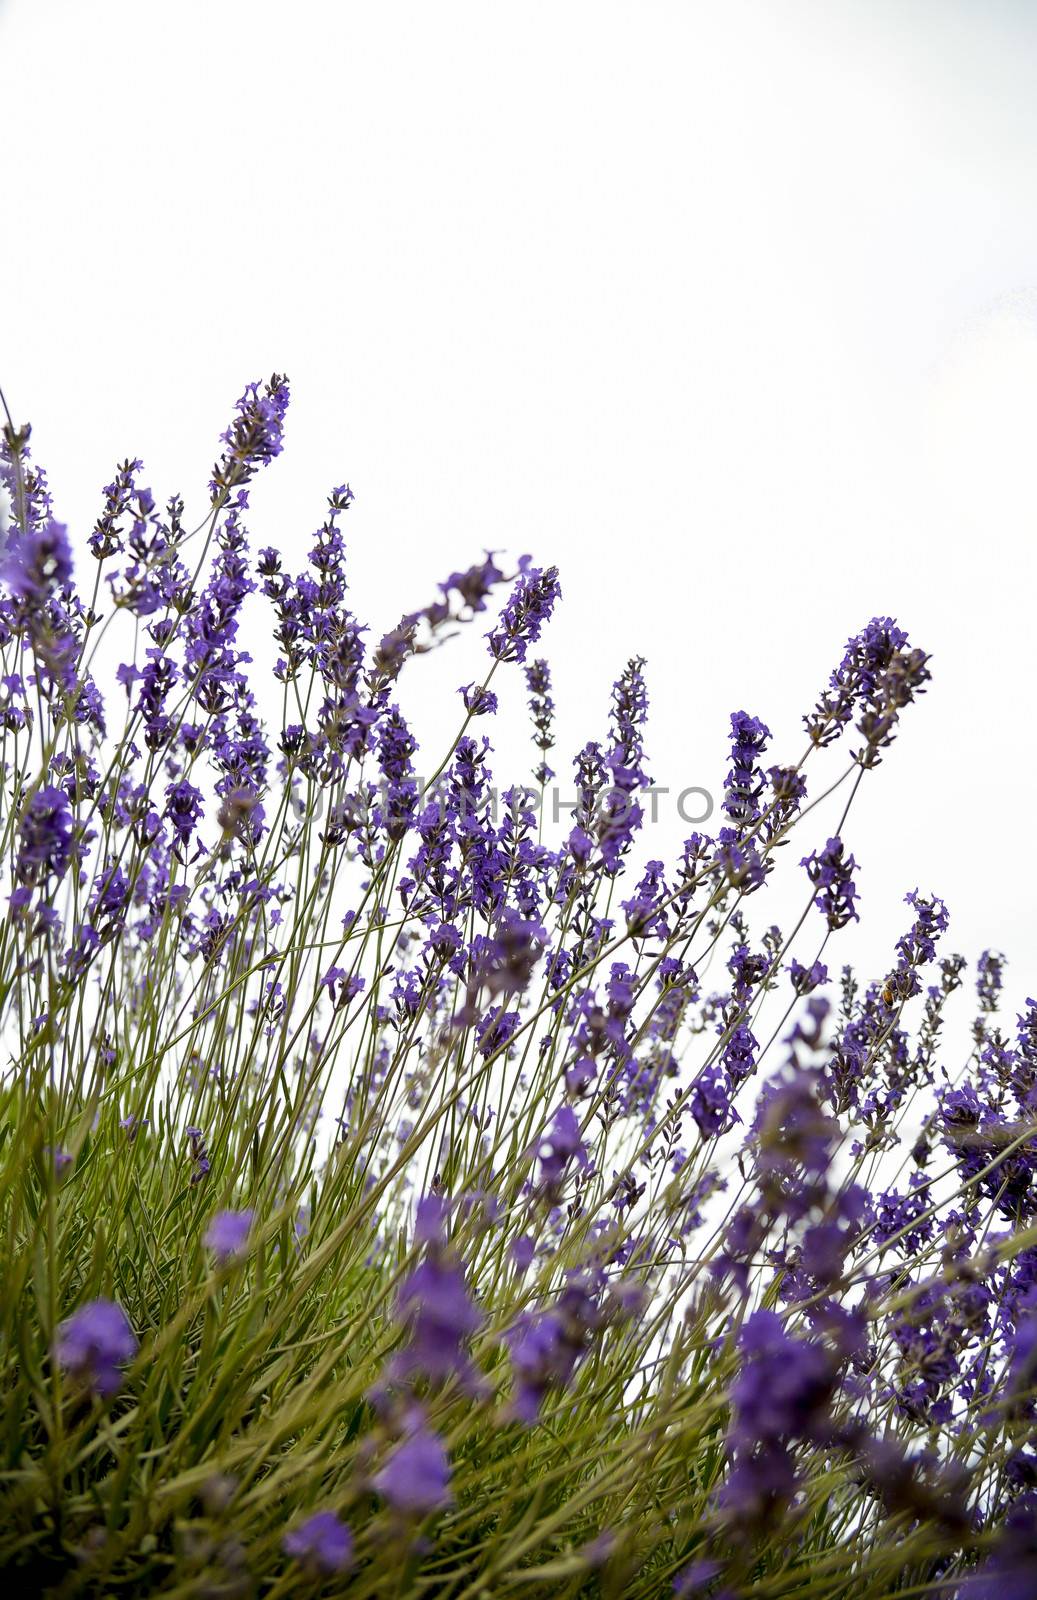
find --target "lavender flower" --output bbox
[459,681,498,716]
[537,1105,589,1193]
[487,565,560,663]
[790,958,829,995]
[373,1422,452,1515]
[204,1209,254,1261]
[524,657,555,783]
[977,949,1006,1014]
[508,1312,571,1423]
[283,1510,353,1575]
[689,1063,736,1138]
[186,1126,211,1184]
[802,837,859,929]
[55,1299,137,1397]
[438,551,507,618]
[720,1310,838,1527]
[723,710,770,829]
[390,1199,481,1387]
[165,780,205,854]
[320,968,366,1010]
[15,785,74,889]
[89,457,147,560]
[507,1276,605,1423]
[210,374,290,498]
[806,616,930,766]
[970,1501,1037,1600]
[594,657,651,872]
[2,518,73,599]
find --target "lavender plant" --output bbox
[1,377,1036,1598]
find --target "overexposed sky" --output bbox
[2,0,1037,1012]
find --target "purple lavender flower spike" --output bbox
[186,1126,211,1184]
[2,518,73,600]
[165,780,205,855]
[524,657,555,783]
[373,1421,453,1515]
[723,710,770,830]
[459,682,498,715]
[15,786,74,890]
[210,374,290,500]
[805,615,929,766]
[487,565,560,664]
[390,1196,481,1388]
[55,1299,137,1397]
[801,837,859,929]
[538,1105,589,1192]
[204,1209,255,1262]
[283,1510,353,1574]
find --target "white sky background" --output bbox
[2,0,1037,1025]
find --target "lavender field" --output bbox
[0,376,1034,1596]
